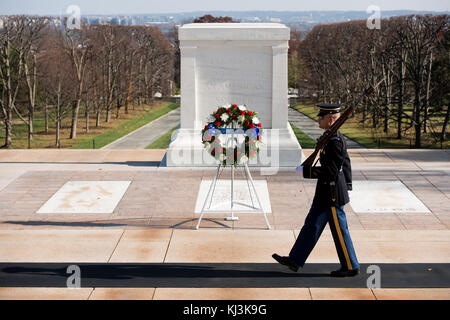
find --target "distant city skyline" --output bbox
[1,0,449,15]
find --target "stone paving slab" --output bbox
[153,288,312,300]
[372,288,450,300]
[309,288,375,300]
[0,228,449,300]
[0,229,448,264]
[0,287,94,300]
[109,229,172,263]
[0,154,448,231]
[0,149,449,300]
[89,288,155,300]
[0,230,123,263]
[0,287,448,300]
[164,229,295,263]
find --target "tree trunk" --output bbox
[56,82,61,148]
[3,111,12,148]
[28,111,33,149]
[414,87,422,148]
[70,99,81,139]
[383,68,391,134]
[24,54,36,143]
[116,98,120,119]
[441,105,449,142]
[45,104,49,133]
[85,100,89,133]
[362,102,367,129]
[424,52,433,134]
[96,107,101,128]
[56,112,60,148]
[397,53,406,139]
[2,39,13,148]
[106,106,111,123]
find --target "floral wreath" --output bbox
[201,104,262,166]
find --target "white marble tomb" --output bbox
[166,23,304,167]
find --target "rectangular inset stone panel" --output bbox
[37,181,131,214]
[349,181,431,214]
[195,179,272,214]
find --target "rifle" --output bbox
[301,78,385,168]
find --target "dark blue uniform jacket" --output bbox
[304,131,352,207]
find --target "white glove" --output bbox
[295,165,304,175]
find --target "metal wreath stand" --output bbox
[196,122,271,230]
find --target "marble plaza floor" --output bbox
[0,149,449,300]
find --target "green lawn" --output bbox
[291,103,449,149]
[0,101,179,149]
[289,122,316,148]
[72,103,179,149]
[146,126,179,149]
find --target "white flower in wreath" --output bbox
[253,117,260,125]
[221,113,229,122]
[238,115,245,122]
[255,141,262,148]
[219,154,227,162]
[236,135,245,144]
[240,155,248,164]
[238,105,247,111]
[204,142,210,149]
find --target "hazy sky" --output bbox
[1,0,449,15]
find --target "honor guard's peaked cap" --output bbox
[317,104,342,117]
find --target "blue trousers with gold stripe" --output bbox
[289,204,360,270]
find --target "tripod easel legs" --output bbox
[196,164,271,230]
[196,164,221,230]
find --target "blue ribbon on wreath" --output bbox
[208,124,215,136]
[249,127,260,138]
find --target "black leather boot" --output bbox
[272,254,299,272]
[330,268,360,277]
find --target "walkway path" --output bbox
[102,108,180,149]
[289,108,365,149]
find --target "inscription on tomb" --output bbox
[196,47,272,126]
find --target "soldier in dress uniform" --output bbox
[273,104,360,277]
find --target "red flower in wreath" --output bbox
[201,104,263,166]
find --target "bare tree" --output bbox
[397,15,448,147]
[0,16,29,148]
[38,24,76,148]
[297,15,449,147]
[19,17,49,148]
[58,21,91,139]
